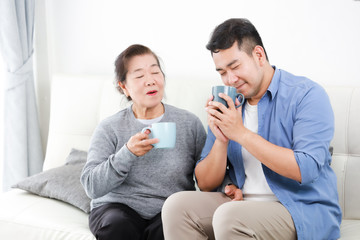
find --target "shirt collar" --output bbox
[266,66,280,101]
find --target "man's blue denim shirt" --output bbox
[199,67,342,240]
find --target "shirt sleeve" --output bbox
[193,122,206,163]
[293,84,334,185]
[198,126,216,164]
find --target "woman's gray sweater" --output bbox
[81,104,206,219]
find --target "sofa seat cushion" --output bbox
[0,189,94,240]
[340,219,360,240]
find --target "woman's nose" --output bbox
[146,77,156,86]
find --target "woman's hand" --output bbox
[126,129,159,156]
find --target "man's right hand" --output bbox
[205,95,229,143]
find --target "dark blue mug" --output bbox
[212,85,245,108]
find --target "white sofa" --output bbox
[0,75,359,239]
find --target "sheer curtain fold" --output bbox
[0,0,43,191]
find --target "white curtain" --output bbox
[0,0,43,191]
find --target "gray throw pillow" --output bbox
[12,148,91,213]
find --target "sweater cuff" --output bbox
[111,144,138,175]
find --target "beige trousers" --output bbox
[162,191,296,240]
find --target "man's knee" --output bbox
[212,202,235,233]
[162,191,194,222]
[212,202,256,239]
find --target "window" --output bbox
[0,55,5,191]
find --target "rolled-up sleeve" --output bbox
[292,85,334,185]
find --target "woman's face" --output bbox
[121,54,165,111]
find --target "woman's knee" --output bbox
[91,204,145,240]
[95,218,141,240]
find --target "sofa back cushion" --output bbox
[43,75,128,170]
[326,87,360,220]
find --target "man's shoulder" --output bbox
[277,69,323,94]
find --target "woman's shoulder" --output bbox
[163,104,205,131]
[98,107,131,127]
[164,104,198,119]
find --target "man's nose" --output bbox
[227,71,238,85]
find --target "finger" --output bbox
[208,117,223,131]
[224,185,234,196]
[232,189,243,201]
[208,99,223,109]
[141,138,159,146]
[206,107,223,120]
[138,131,152,141]
[219,93,236,110]
[210,125,229,143]
[205,95,214,107]
[143,129,151,135]
[209,99,229,114]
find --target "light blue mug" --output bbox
[141,122,176,149]
[212,85,245,108]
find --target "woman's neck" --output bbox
[132,103,164,119]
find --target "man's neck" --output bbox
[248,63,274,105]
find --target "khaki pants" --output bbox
[162,191,296,240]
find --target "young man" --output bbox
[162,18,341,240]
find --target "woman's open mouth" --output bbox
[146,90,158,96]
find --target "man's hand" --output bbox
[224,184,243,201]
[207,93,247,143]
[126,130,159,157]
[205,95,229,143]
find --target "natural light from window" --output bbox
[0,54,5,191]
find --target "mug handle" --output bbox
[235,93,245,108]
[141,127,152,135]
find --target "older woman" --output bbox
[80,44,206,240]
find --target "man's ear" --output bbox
[253,45,266,66]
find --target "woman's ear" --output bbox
[118,82,129,97]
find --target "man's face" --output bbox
[212,42,264,103]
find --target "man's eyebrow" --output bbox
[215,59,238,72]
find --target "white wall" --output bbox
[35,0,360,153]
